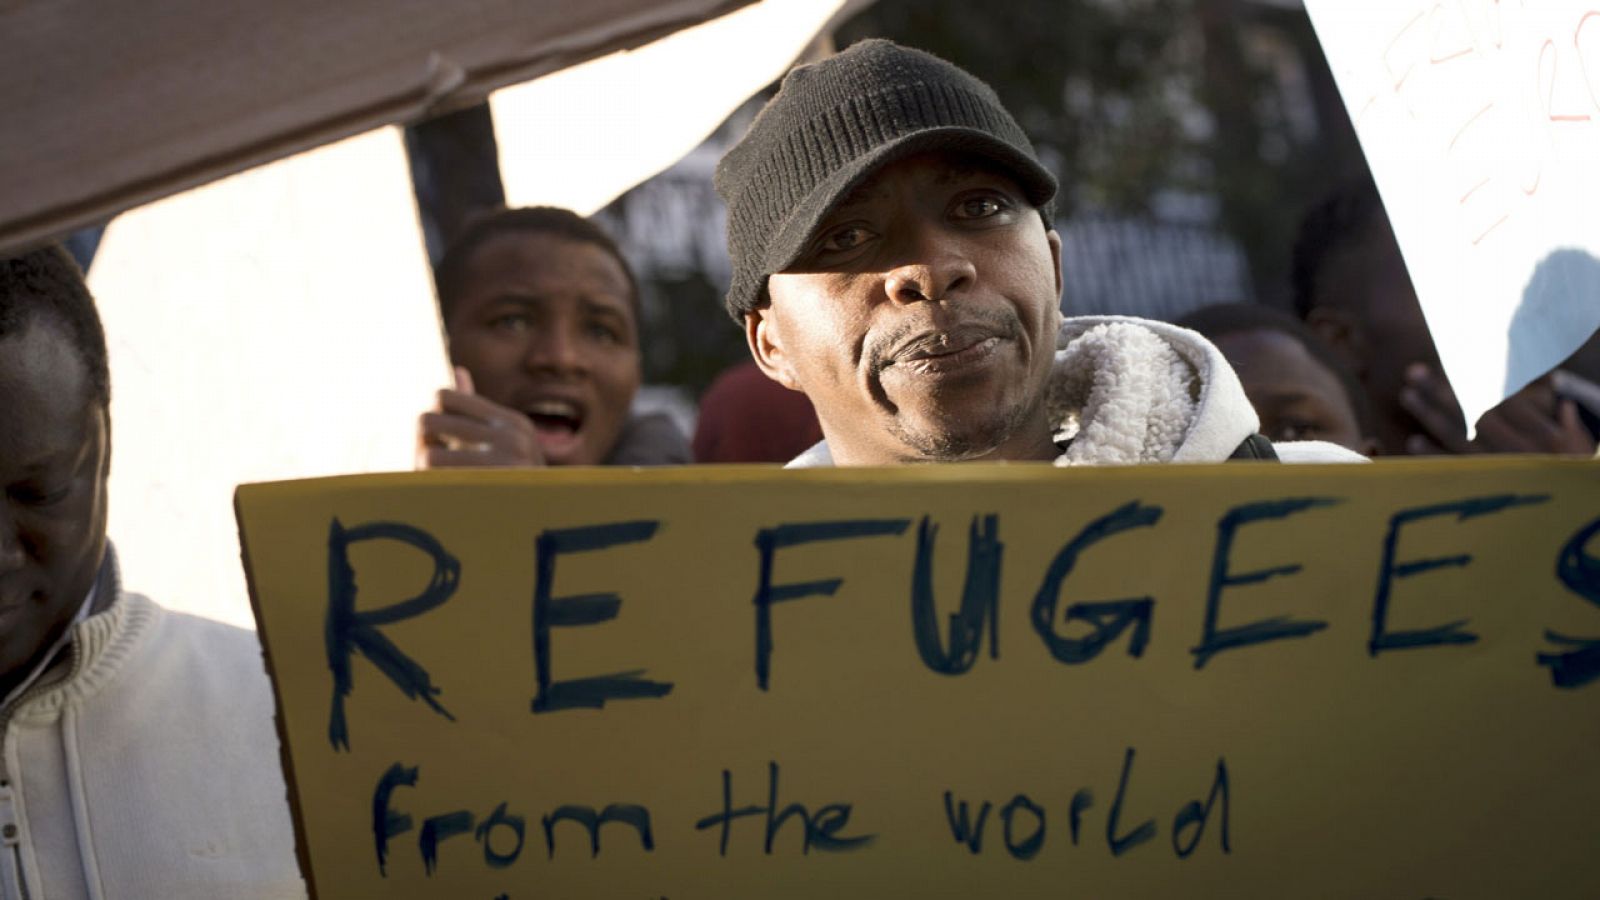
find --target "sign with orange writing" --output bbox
[1306,0,1600,430]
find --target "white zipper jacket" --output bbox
[789,315,1367,467]
[0,552,304,900]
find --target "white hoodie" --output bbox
[788,315,1365,467]
[0,550,305,900]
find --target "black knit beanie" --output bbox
[714,38,1058,322]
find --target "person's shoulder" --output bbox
[148,597,262,642]
[608,411,692,465]
[785,440,834,468]
[127,594,271,681]
[1274,440,1370,463]
[61,593,277,739]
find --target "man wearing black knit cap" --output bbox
[715,39,1362,466]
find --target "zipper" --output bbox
[2,781,29,900]
[0,555,112,900]
[2,681,55,900]
[0,632,90,900]
[8,845,32,900]
[0,646,79,783]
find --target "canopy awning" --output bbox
[0,0,752,255]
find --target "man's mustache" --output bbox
[868,309,1021,374]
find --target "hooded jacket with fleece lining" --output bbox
[788,315,1366,467]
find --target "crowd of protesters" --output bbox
[417,175,1600,469]
[410,86,1598,469]
[1,36,1594,900]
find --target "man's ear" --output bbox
[1046,228,1064,312]
[745,305,801,391]
[1305,306,1368,376]
[98,406,112,477]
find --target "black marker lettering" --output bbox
[693,762,873,855]
[475,802,526,869]
[326,519,459,751]
[1192,498,1339,669]
[1370,494,1549,656]
[911,514,1003,674]
[1032,502,1164,664]
[419,810,474,876]
[751,520,911,689]
[1069,788,1093,846]
[941,792,992,854]
[371,762,418,876]
[532,521,673,713]
[1000,794,1046,860]
[1106,747,1155,856]
[1539,514,1600,688]
[1171,758,1231,859]
[693,768,765,856]
[541,804,654,857]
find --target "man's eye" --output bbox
[12,483,70,507]
[819,226,872,253]
[951,191,1016,221]
[1269,419,1318,442]
[585,321,624,344]
[489,314,531,333]
[959,197,1003,218]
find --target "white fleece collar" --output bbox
[1051,315,1259,464]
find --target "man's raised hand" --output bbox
[416,367,547,469]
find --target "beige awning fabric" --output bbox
[0,0,752,255]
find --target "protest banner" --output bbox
[237,461,1600,898]
[1304,0,1600,432]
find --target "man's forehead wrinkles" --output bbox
[5,437,90,487]
[489,291,546,308]
[931,162,982,184]
[17,444,82,470]
[835,158,998,211]
[579,295,632,319]
[835,178,890,211]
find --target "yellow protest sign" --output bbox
[236,460,1600,898]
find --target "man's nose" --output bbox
[523,326,586,374]
[0,506,25,576]
[882,226,977,305]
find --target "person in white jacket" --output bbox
[713,39,1360,468]
[0,245,304,900]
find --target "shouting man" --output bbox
[715,40,1361,467]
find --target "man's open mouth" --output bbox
[525,399,585,440]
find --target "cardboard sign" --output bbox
[1304,0,1600,432]
[236,462,1600,898]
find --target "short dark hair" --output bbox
[433,206,639,324]
[1290,175,1389,320]
[0,244,110,409]
[1177,301,1375,435]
